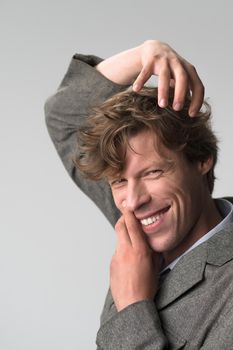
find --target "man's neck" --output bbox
[163,197,222,267]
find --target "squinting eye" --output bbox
[110,178,126,187]
[145,170,163,178]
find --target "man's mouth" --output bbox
[139,206,171,227]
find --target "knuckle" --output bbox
[115,218,123,231]
[141,66,150,76]
[170,56,180,65]
[151,52,161,61]
[195,81,205,96]
[114,221,120,231]
[178,71,188,83]
[199,82,205,94]
[154,53,163,61]
[189,64,197,73]
[160,66,170,78]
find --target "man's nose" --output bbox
[125,181,151,212]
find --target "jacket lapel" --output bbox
[156,223,233,310]
[156,244,207,310]
[207,223,233,266]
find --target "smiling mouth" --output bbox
[140,206,171,226]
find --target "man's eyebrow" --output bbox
[118,160,168,179]
[136,161,166,175]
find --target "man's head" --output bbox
[76,87,217,191]
[75,88,219,259]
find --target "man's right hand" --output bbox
[96,40,204,117]
[110,210,161,312]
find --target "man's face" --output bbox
[109,129,214,263]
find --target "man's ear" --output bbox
[197,157,214,175]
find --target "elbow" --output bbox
[44,95,53,126]
[44,94,57,136]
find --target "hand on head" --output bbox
[133,40,204,117]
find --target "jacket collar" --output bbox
[207,223,233,265]
[156,223,233,310]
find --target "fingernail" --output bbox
[173,103,182,111]
[122,200,126,208]
[159,99,167,108]
[133,83,139,91]
[189,110,196,117]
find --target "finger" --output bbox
[169,57,189,111]
[133,64,152,92]
[123,210,148,248]
[183,63,205,117]
[169,78,175,88]
[157,60,171,108]
[115,216,132,247]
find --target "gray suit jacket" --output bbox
[45,54,233,349]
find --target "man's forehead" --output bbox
[119,130,175,176]
[125,129,173,162]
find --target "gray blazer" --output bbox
[45,54,233,349]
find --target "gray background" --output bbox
[1,0,233,349]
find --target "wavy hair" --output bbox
[74,87,218,193]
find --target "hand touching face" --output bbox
[110,210,161,312]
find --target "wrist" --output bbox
[117,296,155,312]
[96,45,143,85]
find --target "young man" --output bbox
[45,40,233,349]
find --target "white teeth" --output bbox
[140,214,161,226]
[148,217,153,224]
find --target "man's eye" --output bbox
[110,178,126,187]
[145,170,163,178]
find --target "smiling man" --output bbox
[45,40,233,349]
[76,86,221,266]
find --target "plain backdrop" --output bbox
[1,1,233,349]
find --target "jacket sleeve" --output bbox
[44,54,128,227]
[96,298,169,349]
[95,289,186,350]
[95,291,233,349]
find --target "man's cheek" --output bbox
[113,194,125,212]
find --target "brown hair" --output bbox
[75,87,218,193]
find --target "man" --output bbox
[45,40,233,349]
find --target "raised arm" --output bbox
[97,40,204,116]
[45,54,126,226]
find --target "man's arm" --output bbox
[96,40,204,116]
[97,213,233,349]
[45,54,126,226]
[97,290,233,350]
[96,211,171,349]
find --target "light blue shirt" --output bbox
[162,198,233,272]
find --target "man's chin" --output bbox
[146,233,176,254]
